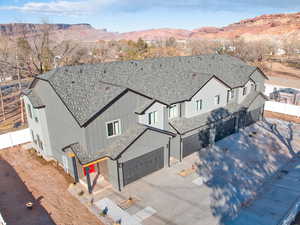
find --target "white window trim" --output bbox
[230,90,235,99]
[148,111,158,125]
[242,86,247,96]
[214,95,220,105]
[106,119,122,138]
[195,99,202,111]
[168,105,178,119]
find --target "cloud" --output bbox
[0,0,115,15]
[1,0,299,16]
[115,0,300,12]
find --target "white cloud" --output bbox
[0,0,115,15]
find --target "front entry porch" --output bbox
[68,153,111,193]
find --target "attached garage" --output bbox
[215,117,236,142]
[122,147,164,186]
[244,107,262,127]
[182,128,210,158]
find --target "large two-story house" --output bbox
[23,54,267,193]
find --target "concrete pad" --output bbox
[95,198,141,225]
[90,119,300,225]
[192,177,206,186]
[134,206,157,221]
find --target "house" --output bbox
[265,76,300,106]
[23,54,267,193]
[264,76,300,117]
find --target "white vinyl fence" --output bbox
[265,101,300,117]
[0,212,6,225]
[0,128,31,150]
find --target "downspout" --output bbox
[117,159,122,192]
[168,137,171,167]
[179,135,183,162]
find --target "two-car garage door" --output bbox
[215,117,236,142]
[182,129,210,158]
[122,147,164,186]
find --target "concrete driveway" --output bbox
[73,119,300,225]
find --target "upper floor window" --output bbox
[230,90,235,99]
[148,111,158,125]
[106,119,121,137]
[33,109,39,123]
[243,87,247,96]
[27,104,32,119]
[214,95,220,105]
[168,105,178,119]
[196,99,203,111]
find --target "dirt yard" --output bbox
[0,146,103,225]
[264,110,300,123]
[264,61,300,80]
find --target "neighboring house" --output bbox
[23,54,267,193]
[264,76,300,117]
[265,76,300,105]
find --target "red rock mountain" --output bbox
[1,12,300,41]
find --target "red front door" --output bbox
[83,164,96,176]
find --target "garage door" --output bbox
[122,147,164,186]
[215,117,236,142]
[182,129,209,158]
[244,107,262,127]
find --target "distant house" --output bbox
[23,54,267,193]
[265,76,300,105]
[264,76,300,117]
[0,76,13,82]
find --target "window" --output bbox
[214,95,220,105]
[33,109,39,122]
[148,111,158,125]
[168,105,178,119]
[106,120,121,137]
[196,99,202,111]
[27,104,32,118]
[243,87,247,96]
[230,90,235,99]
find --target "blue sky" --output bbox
[0,0,299,32]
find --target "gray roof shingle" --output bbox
[66,123,175,164]
[23,89,45,108]
[38,54,257,126]
[169,91,266,134]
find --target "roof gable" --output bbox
[36,54,259,125]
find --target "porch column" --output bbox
[85,167,92,194]
[72,157,79,183]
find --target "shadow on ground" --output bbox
[196,119,297,225]
[0,156,56,225]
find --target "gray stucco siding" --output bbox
[170,135,181,159]
[118,129,170,164]
[84,91,150,155]
[250,70,266,93]
[247,94,266,111]
[34,80,86,173]
[24,96,52,157]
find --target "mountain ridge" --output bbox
[1,11,300,41]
